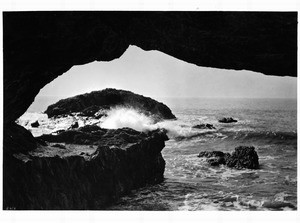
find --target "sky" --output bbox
[37,45,297,100]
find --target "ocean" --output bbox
[18,97,297,210]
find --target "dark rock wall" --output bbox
[3,12,297,124]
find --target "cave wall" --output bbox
[3,11,297,124]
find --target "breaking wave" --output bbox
[99,107,218,139]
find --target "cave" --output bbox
[2,11,297,210]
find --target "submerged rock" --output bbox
[44,88,176,121]
[3,126,168,209]
[218,117,237,123]
[198,146,259,169]
[192,123,215,129]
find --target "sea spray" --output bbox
[99,107,157,132]
[99,107,216,139]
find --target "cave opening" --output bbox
[25,45,297,113]
[19,45,297,136]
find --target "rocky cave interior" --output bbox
[3,11,297,209]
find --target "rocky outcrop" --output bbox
[226,146,259,169]
[218,117,238,123]
[44,88,176,121]
[192,123,215,129]
[3,123,37,154]
[198,146,259,169]
[3,127,168,209]
[3,12,297,124]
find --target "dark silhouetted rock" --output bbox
[31,120,40,128]
[70,122,79,129]
[198,146,259,169]
[218,117,238,123]
[3,123,37,154]
[4,127,168,209]
[226,146,259,169]
[193,124,215,129]
[44,89,176,121]
[262,201,296,210]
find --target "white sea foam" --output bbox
[99,107,216,139]
[99,107,157,132]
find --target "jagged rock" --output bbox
[226,146,259,169]
[193,124,215,129]
[3,127,168,209]
[218,117,238,123]
[198,146,259,169]
[44,89,176,121]
[31,120,39,128]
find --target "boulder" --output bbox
[226,146,259,169]
[218,117,238,123]
[193,123,215,129]
[31,120,40,127]
[198,146,259,169]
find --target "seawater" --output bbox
[18,97,297,210]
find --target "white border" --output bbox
[0,0,299,223]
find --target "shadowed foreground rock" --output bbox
[45,88,176,121]
[3,126,168,210]
[198,146,259,169]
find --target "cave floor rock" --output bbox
[3,127,168,210]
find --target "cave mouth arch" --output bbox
[3,12,297,124]
[26,45,297,115]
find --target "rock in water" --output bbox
[31,120,40,127]
[70,121,79,129]
[3,126,168,209]
[218,117,238,123]
[192,123,215,129]
[198,146,259,169]
[198,151,230,166]
[226,146,259,169]
[44,88,176,121]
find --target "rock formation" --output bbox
[3,12,297,124]
[198,146,259,169]
[3,127,168,209]
[192,123,215,129]
[44,88,176,121]
[218,117,238,123]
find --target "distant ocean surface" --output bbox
[20,97,297,210]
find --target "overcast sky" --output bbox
[38,45,297,99]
